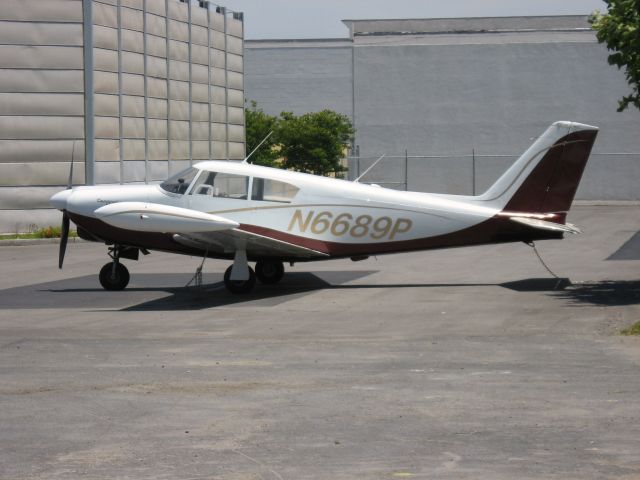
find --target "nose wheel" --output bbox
[99,262,130,291]
[99,245,130,291]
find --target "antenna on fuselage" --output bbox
[354,154,386,183]
[242,131,273,164]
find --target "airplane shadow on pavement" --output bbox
[550,280,640,307]
[0,271,376,311]
[122,271,379,310]
[1,273,637,311]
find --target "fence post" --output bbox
[405,149,408,191]
[472,148,476,196]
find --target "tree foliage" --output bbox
[244,102,355,176]
[276,110,355,176]
[244,101,280,167]
[590,0,640,112]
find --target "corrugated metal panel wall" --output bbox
[0,0,245,231]
[91,0,245,185]
[0,0,85,212]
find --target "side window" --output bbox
[252,178,299,203]
[189,172,216,196]
[190,171,249,199]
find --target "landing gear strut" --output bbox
[255,260,285,284]
[99,245,130,291]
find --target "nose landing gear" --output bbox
[98,245,130,291]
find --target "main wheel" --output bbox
[223,265,256,294]
[99,262,130,291]
[255,260,285,284]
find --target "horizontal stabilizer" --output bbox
[509,216,581,234]
[94,202,239,233]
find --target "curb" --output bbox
[0,237,86,247]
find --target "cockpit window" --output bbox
[160,167,198,194]
[189,171,249,199]
[252,177,299,203]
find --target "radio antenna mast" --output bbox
[242,131,274,164]
[354,154,386,183]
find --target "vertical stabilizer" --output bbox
[480,121,598,217]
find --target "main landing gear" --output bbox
[222,259,286,294]
[255,259,285,284]
[222,252,285,294]
[99,245,130,291]
[223,265,256,294]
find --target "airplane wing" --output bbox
[173,229,328,259]
[95,201,327,259]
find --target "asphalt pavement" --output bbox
[0,205,639,479]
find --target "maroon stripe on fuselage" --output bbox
[239,215,561,258]
[69,210,560,262]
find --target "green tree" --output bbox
[244,101,280,166]
[275,110,355,176]
[590,1,640,111]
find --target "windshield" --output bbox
[160,167,198,194]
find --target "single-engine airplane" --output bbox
[50,121,597,293]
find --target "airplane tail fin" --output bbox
[480,121,598,221]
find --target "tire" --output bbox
[223,265,256,294]
[255,260,285,284]
[99,262,130,291]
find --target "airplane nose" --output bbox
[50,189,73,210]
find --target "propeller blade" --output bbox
[59,213,70,269]
[67,141,75,189]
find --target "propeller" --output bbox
[59,213,70,269]
[58,142,75,269]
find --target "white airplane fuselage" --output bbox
[50,121,598,292]
[58,174,502,255]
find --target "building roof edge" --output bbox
[341,15,593,39]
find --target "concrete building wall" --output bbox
[351,36,640,199]
[245,17,640,200]
[244,41,353,117]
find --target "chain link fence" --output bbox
[346,152,640,197]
